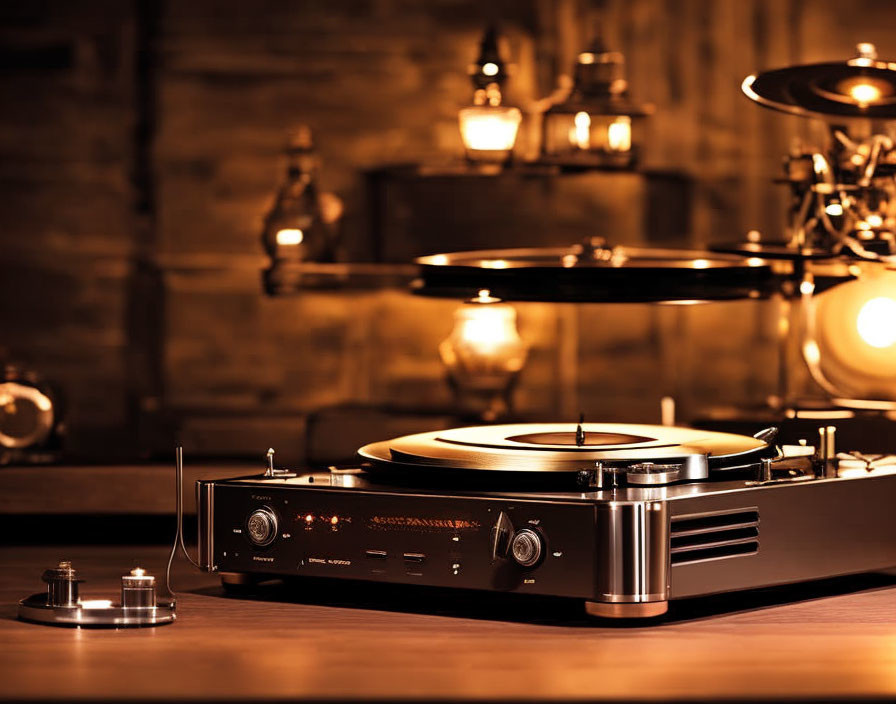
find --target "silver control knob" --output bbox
[246,508,278,546]
[510,528,543,568]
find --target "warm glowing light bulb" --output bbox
[439,299,528,421]
[573,111,591,150]
[812,153,830,177]
[825,202,844,216]
[458,106,522,154]
[857,297,896,348]
[849,82,882,105]
[481,62,499,77]
[607,116,632,152]
[458,307,516,349]
[276,228,304,246]
[441,303,526,360]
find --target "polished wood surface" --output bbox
[2,545,896,702]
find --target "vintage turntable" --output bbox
[196,46,896,621]
[197,421,896,619]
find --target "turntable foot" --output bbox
[220,572,260,594]
[584,601,668,619]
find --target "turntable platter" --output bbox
[413,246,778,303]
[357,423,772,474]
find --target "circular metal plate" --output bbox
[358,423,772,474]
[413,246,778,303]
[18,594,176,628]
[743,60,896,118]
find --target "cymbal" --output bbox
[743,50,896,118]
[358,423,772,474]
[413,245,778,303]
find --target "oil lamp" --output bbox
[261,126,340,294]
[457,27,522,167]
[439,289,528,421]
[541,38,651,169]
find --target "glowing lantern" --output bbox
[439,290,528,421]
[457,27,521,167]
[541,39,651,169]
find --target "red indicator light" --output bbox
[304,514,314,524]
[330,515,339,526]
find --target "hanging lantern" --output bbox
[457,26,522,167]
[541,39,651,169]
[261,127,341,294]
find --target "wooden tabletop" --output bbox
[2,545,896,702]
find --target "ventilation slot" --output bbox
[671,508,759,565]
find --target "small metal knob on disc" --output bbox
[42,560,83,607]
[121,567,156,608]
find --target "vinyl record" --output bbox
[358,423,773,474]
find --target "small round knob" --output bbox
[121,567,156,608]
[42,560,82,606]
[246,508,278,546]
[510,528,544,568]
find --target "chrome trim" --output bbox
[670,535,758,554]
[595,500,670,604]
[197,482,215,572]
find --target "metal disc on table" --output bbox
[358,423,773,474]
[413,245,778,303]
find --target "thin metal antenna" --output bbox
[165,444,199,603]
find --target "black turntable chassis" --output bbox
[197,470,896,618]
